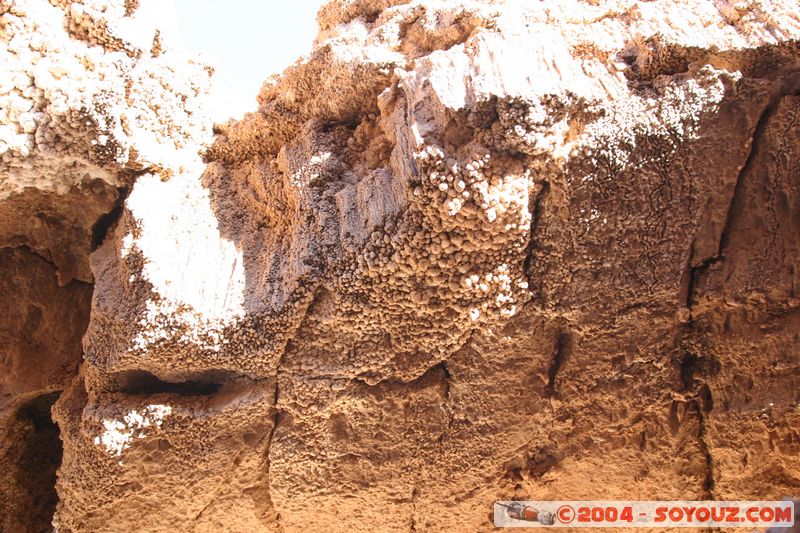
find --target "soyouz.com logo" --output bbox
[493,501,796,528]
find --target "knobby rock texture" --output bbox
[1,0,799,532]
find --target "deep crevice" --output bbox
[110,369,241,396]
[523,180,550,289]
[685,256,721,309]
[91,186,129,249]
[677,350,720,394]
[692,400,716,499]
[5,392,63,533]
[263,393,283,531]
[679,351,699,391]
[545,331,572,397]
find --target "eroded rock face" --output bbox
[0,247,91,533]
[0,0,211,282]
[2,0,799,532]
[0,0,211,530]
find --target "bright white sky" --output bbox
[168,0,328,120]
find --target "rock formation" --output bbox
[0,0,210,530]
[1,0,799,531]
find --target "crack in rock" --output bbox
[545,331,572,397]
